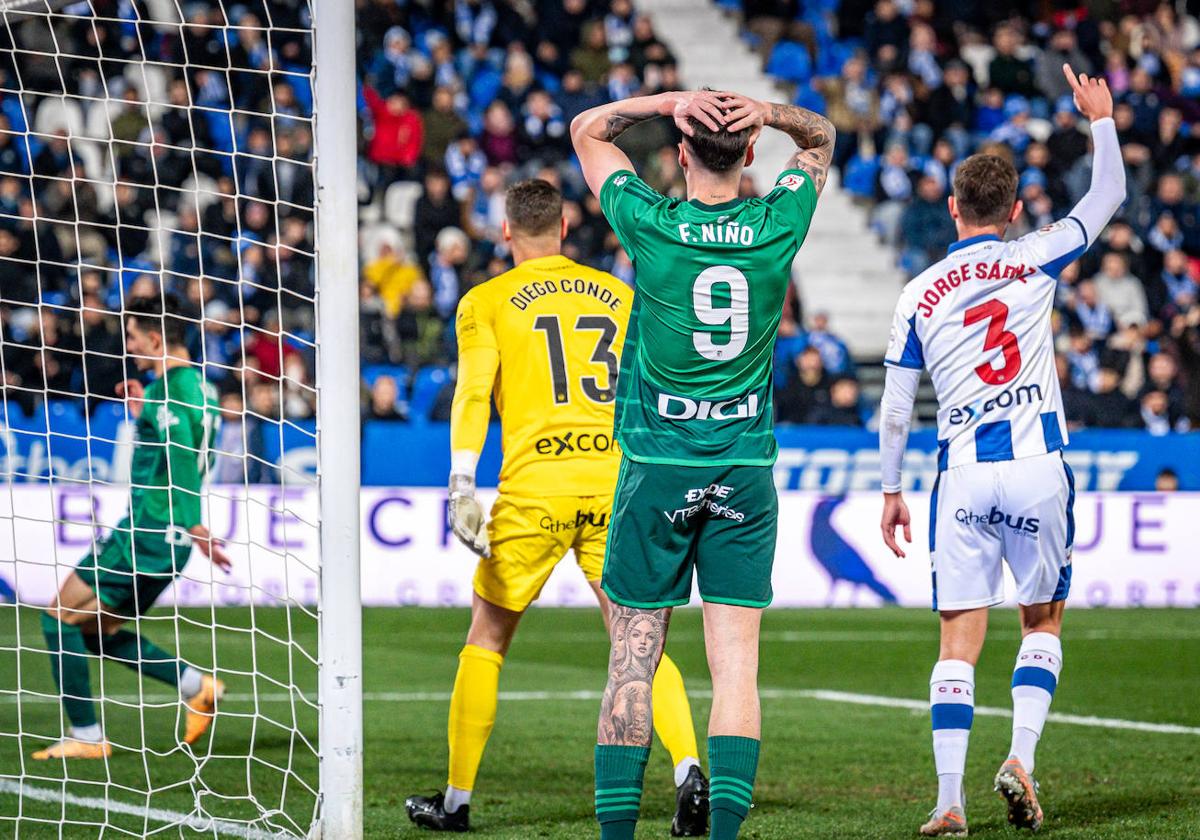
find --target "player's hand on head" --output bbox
[719,93,769,134]
[448,474,490,558]
[670,90,727,137]
[189,524,232,572]
[1062,63,1113,122]
[880,492,912,559]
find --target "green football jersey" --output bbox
[128,365,220,532]
[600,168,819,465]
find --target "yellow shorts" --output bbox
[473,493,612,612]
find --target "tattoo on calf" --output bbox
[598,605,670,746]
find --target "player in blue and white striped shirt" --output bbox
[878,66,1125,837]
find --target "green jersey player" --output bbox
[571,90,833,840]
[33,295,228,761]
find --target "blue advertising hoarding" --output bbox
[3,403,1192,492]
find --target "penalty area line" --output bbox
[0,779,292,839]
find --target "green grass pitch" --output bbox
[1,606,1197,838]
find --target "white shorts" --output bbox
[930,451,1074,611]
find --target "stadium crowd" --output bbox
[738,0,1200,430]
[0,0,1197,445]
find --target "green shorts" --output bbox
[601,459,778,609]
[74,517,192,618]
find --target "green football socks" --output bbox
[86,629,182,686]
[595,744,650,840]
[41,613,96,728]
[708,735,760,839]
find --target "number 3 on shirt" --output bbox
[693,266,749,360]
[964,299,1021,385]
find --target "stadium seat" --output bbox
[362,364,411,392]
[409,365,451,420]
[765,41,813,84]
[384,181,424,231]
[842,155,880,199]
[29,400,84,432]
[88,400,130,443]
[792,83,827,115]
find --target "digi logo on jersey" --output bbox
[534,430,613,456]
[657,392,760,421]
[956,507,1040,537]
[947,383,1043,425]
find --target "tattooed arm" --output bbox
[570,91,728,198]
[597,605,671,746]
[722,95,836,195]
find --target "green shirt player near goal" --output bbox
[572,89,832,840]
[33,295,230,761]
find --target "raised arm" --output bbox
[570,90,727,197]
[1061,64,1124,244]
[723,96,835,194]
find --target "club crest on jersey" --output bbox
[657,392,760,421]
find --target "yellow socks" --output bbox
[447,644,504,795]
[651,652,700,778]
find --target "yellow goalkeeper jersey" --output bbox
[451,254,631,497]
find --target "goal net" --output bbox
[0,0,360,836]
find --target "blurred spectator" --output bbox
[1155,468,1180,492]
[1035,30,1090,103]
[481,102,519,166]
[1071,279,1114,341]
[1082,365,1141,428]
[396,281,447,368]
[806,313,854,378]
[775,347,830,424]
[988,25,1036,97]
[428,227,469,321]
[211,390,278,484]
[363,238,423,319]
[1094,253,1149,330]
[572,21,611,84]
[808,377,863,426]
[365,375,408,421]
[363,87,424,194]
[414,169,463,264]
[900,175,955,275]
[421,87,468,170]
[1140,353,1191,432]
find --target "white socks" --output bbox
[1009,632,1063,772]
[179,666,204,700]
[674,756,700,788]
[444,785,471,814]
[930,659,975,811]
[70,724,103,743]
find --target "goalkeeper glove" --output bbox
[448,473,490,558]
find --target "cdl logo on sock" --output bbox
[936,686,973,697]
[1019,653,1058,666]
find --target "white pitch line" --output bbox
[4,688,1198,735]
[0,779,293,839]
[798,690,1200,735]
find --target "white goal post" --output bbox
[312,0,363,834]
[0,0,362,836]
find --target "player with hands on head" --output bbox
[879,64,1121,836]
[407,180,706,834]
[572,90,832,840]
[33,294,226,761]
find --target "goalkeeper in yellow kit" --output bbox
[405,179,708,835]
